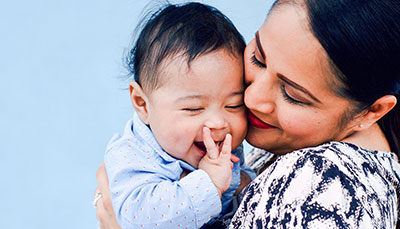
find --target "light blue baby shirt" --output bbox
[104,112,255,228]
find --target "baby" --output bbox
[104,2,256,228]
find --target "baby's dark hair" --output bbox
[126,2,246,92]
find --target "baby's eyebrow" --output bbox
[175,90,243,103]
[175,94,203,102]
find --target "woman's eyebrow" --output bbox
[255,31,266,59]
[278,74,322,103]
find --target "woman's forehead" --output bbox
[258,5,340,101]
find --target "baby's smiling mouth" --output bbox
[194,142,206,153]
[194,141,222,153]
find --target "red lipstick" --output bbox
[247,111,276,129]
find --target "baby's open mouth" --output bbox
[194,142,206,153]
[194,141,223,153]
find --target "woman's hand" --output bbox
[94,162,121,229]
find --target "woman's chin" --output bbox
[246,128,273,148]
[245,130,288,155]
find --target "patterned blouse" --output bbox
[230,142,400,228]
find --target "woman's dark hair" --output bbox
[126,2,246,92]
[273,0,400,155]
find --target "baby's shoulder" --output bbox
[104,131,161,165]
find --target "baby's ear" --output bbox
[129,82,150,124]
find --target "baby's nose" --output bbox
[204,114,228,130]
[204,125,229,143]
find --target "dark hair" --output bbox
[273,0,400,155]
[126,2,246,92]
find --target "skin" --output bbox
[244,6,357,155]
[131,49,247,169]
[95,4,397,228]
[131,49,248,196]
[244,5,395,154]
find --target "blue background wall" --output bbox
[0,0,273,228]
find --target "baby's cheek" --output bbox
[181,126,194,136]
[232,119,248,149]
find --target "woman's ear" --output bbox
[130,81,150,124]
[356,95,397,130]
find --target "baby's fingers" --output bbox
[220,134,232,157]
[230,154,240,163]
[203,127,219,159]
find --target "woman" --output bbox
[95,0,400,228]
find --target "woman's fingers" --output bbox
[203,127,219,159]
[96,162,107,189]
[95,162,120,228]
[96,163,114,213]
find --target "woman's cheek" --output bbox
[279,111,315,136]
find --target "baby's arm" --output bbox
[105,151,221,228]
[198,127,239,197]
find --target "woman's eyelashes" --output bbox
[280,84,311,106]
[251,53,266,68]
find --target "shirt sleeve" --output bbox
[219,145,258,217]
[236,145,258,180]
[105,141,221,228]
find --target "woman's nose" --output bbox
[244,73,275,114]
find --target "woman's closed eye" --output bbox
[280,84,311,106]
[251,54,266,68]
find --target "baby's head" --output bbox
[127,2,247,168]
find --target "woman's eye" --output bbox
[251,54,266,68]
[280,84,310,105]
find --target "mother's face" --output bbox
[243,5,357,155]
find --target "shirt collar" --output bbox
[128,111,195,171]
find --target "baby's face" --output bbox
[145,49,247,168]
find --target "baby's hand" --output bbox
[198,127,239,197]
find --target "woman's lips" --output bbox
[247,111,276,129]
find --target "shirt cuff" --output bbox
[179,169,221,227]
